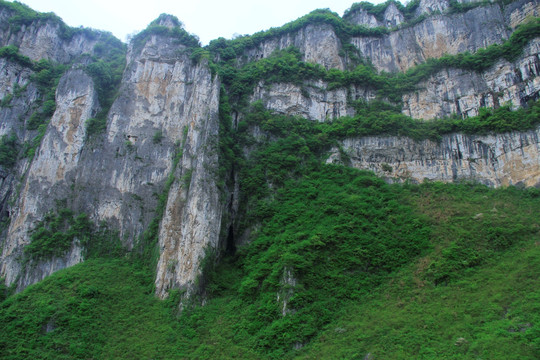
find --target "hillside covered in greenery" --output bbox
[1,175,538,359]
[1,0,539,359]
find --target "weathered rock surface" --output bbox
[0,22,223,294]
[0,69,98,288]
[351,4,512,73]
[402,39,540,119]
[349,0,539,73]
[328,126,540,187]
[1,1,540,294]
[344,2,404,28]
[0,58,39,138]
[74,32,222,298]
[249,80,372,121]
[241,24,345,70]
[0,7,104,64]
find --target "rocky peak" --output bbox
[414,0,450,16]
[152,13,183,29]
[344,7,381,28]
[383,2,404,27]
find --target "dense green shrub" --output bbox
[344,0,421,22]
[0,45,33,68]
[131,14,200,51]
[0,133,19,168]
[24,208,124,262]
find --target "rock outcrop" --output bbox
[348,0,539,73]
[402,39,540,119]
[241,23,345,70]
[0,15,222,295]
[0,69,98,287]
[0,5,110,64]
[328,126,540,187]
[249,80,365,121]
[0,0,539,294]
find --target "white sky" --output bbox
[10,0,387,45]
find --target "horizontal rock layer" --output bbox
[329,126,540,187]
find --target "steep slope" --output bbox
[1,174,538,359]
[0,0,539,358]
[0,8,222,295]
[0,0,537,331]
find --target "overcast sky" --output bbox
[11,0,387,45]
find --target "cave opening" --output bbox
[225,225,236,255]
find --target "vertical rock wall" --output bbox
[0,69,98,288]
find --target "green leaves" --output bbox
[0,133,19,168]
[24,210,124,262]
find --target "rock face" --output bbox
[351,4,511,73]
[241,24,345,70]
[249,80,370,121]
[75,32,221,299]
[403,39,540,119]
[0,58,39,138]
[0,6,106,64]
[328,126,540,187]
[344,2,404,28]
[0,16,222,295]
[348,0,539,73]
[0,0,540,293]
[0,69,98,288]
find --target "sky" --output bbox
[11,0,387,45]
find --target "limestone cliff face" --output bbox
[73,31,222,298]
[241,24,345,70]
[402,39,540,119]
[328,126,540,187]
[249,1,540,122]
[349,0,539,73]
[0,69,97,288]
[249,80,374,121]
[0,58,40,138]
[344,2,404,29]
[0,17,222,293]
[0,6,106,64]
[248,38,540,122]
[0,1,540,294]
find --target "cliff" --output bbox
[0,0,539,295]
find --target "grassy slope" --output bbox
[1,178,538,359]
[300,184,540,359]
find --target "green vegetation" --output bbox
[84,38,126,122]
[0,45,33,68]
[344,0,421,22]
[1,2,539,359]
[24,207,123,262]
[0,134,19,168]
[152,130,164,144]
[131,14,200,51]
[0,93,13,108]
[1,174,538,359]
[300,183,540,359]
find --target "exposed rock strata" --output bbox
[0,7,107,63]
[241,24,345,70]
[0,1,539,294]
[328,126,540,187]
[403,39,540,119]
[0,69,98,288]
